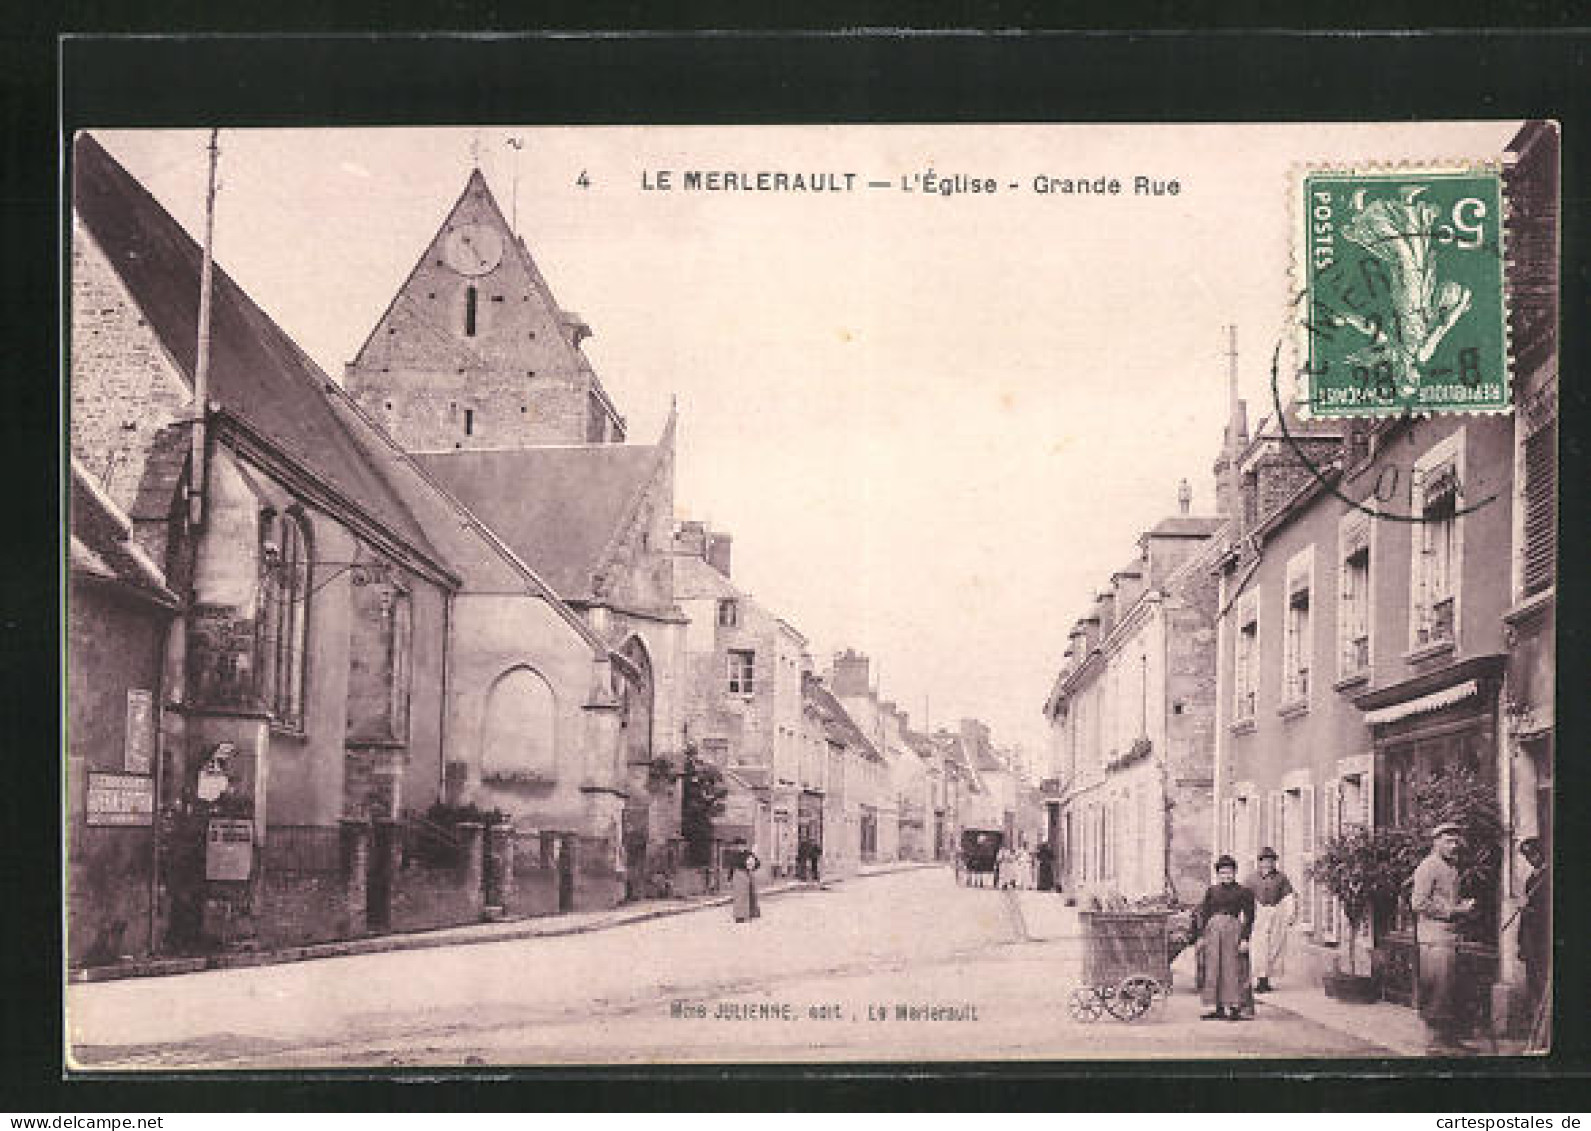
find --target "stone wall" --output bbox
[344,172,622,450]
[70,220,192,517]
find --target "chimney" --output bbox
[1095,590,1117,636]
[1177,478,1192,514]
[1112,561,1146,615]
[831,649,872,697]
[674,521,707,558]
[1245,416,1345,532]
[1078,613,1102,655]
[706,531,733,577]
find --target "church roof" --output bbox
[413,443,661,599]
[73,133,443,568]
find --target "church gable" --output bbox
[591,437,676,613]
[345,170,625,450]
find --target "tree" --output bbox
[679,743,728,866]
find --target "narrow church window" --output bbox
[465,286,478,336]
[257,510,311,730]
[492,294,505,303]
[465,408,475,436]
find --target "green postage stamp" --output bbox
[1300,167,1508,417]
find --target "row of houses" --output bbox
[65,132,1024,969]
[1039,121,1557,1038]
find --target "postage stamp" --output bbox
[1299,167,1508,417]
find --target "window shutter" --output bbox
[1319,782,1340,942]
[1523,418,1557,596]
[1298,783,1316,928]
[1246,798,1261,867]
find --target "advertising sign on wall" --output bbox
[85,772,155,827]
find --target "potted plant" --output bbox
[1307,823,1418,1003]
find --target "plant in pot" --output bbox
[1307,761,1503,1004]
[1307,822,1416,1003]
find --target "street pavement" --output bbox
[68,866,1398,1068]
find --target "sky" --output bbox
[88,122,1521,761]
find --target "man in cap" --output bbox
[1248,846,1296,993]
[1409,822,1477,1054]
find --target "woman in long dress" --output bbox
[1193,854,1256,1021]
[729,839,762,923]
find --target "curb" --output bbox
[70,862,944,985]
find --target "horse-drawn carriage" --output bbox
[954,828,1005,886]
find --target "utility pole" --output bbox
[188,128,220,529]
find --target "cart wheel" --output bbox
[1067,987,1104,1023]
[1110,976,1162,1021]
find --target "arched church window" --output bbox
[481,667,557,781]
[257,508,310,729]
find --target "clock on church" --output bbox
[441,222,505,276]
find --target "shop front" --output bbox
[1359,656,1506,1027]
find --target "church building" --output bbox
[345,164,688,897]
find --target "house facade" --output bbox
[675,522,811,876]
[1043,495,1224,902]
[1496,119,1557,1034]
[1212,125,1556,1036]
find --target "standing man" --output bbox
[1249,847,1297,993]
[1517,837,1550,1024]
[1410,822,1476,1055]
[1036,841,1055,892]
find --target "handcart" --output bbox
[1067,909,1174,1022]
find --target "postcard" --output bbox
[64,119,1557,1068]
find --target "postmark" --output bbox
[1299,166,1508,417]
